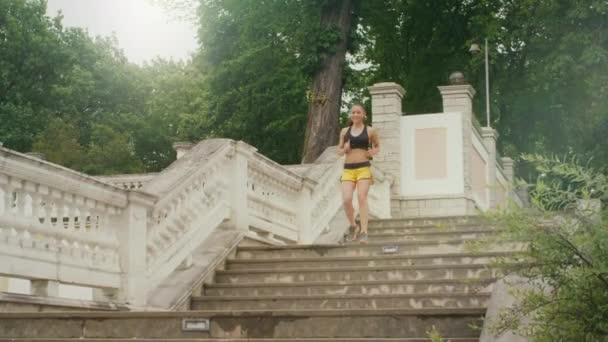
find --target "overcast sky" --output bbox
[46,0,198,65]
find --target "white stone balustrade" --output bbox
[0,146,155,304]
[0,138,394,307]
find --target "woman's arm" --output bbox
[337,127,348,156]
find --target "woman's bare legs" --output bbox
[356,179,371,235]
[341,180,358,229]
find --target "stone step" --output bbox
[191,292,491,310]
[369,215,483,227]
[363,228,499,243]
[214,264,500,284]
[365,225,495,236]
[226,252,514,270]
[204,278,496,297]
[0,309,485,338]
[235,240,519,260]
[0,339,480,342]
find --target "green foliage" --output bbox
[2,0,607,173]
[468,0,608,171]
[426,325,444,342]
[522,153,608,211]
[191,0,326,164]
[487,155,608,341]
[32,118,86,170]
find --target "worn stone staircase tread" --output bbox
[193,291,491,301]
[217,262,496,275]
[0,307,487,318]
[369,215,483,223]
[367,228,502,236]
[204,277,498,289]
[368,223,491,229]
[236,238,495,250]
[227,251,514,265]
[0,338,480,341]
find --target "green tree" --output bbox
[31,118,86,169]
[0,0,71,151]
[487,154,608,340]
[83,124,144,175]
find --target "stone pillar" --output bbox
[31,279,59,297]
[172,142,194,159]
[438,81,476,195]
[226,141,256,231]
[482,127,499,209]
[368,82,406,196]
[297,178,316,244]
[118,191,156,306]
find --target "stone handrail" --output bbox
[95,173,158,190]
[0,139,394,307]
[141,140,235,293]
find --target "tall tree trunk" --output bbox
[301,0,353,163]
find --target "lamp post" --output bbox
[469,38,491,128]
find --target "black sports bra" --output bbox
[345,125,370,150]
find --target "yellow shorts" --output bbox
[340,166,372,183]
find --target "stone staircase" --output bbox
[0,216,512,341]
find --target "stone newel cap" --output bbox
[368,82,406,98]
[437,84,476,98]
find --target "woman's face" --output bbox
[350,105,366,124]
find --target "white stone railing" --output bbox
[0,139,394,307]
[247,152,302,243]
[309,159,344,238]
[0,147,155,296]
[144,142,234,291]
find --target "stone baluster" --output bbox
[23,181,37,217]
[1,176,13,215]
[64,193,77,231]
[12,179,25,216]
[29,183,43,220]
[50,189,63,229]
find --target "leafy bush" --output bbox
[487,154,608,341]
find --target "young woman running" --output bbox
[337,104,380,243]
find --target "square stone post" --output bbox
[368,82,406,196]
[297,178,316,244]
[482,127,499,208]
[118,191,156,306]
[226,141,257,231]
[438,84,476,195]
